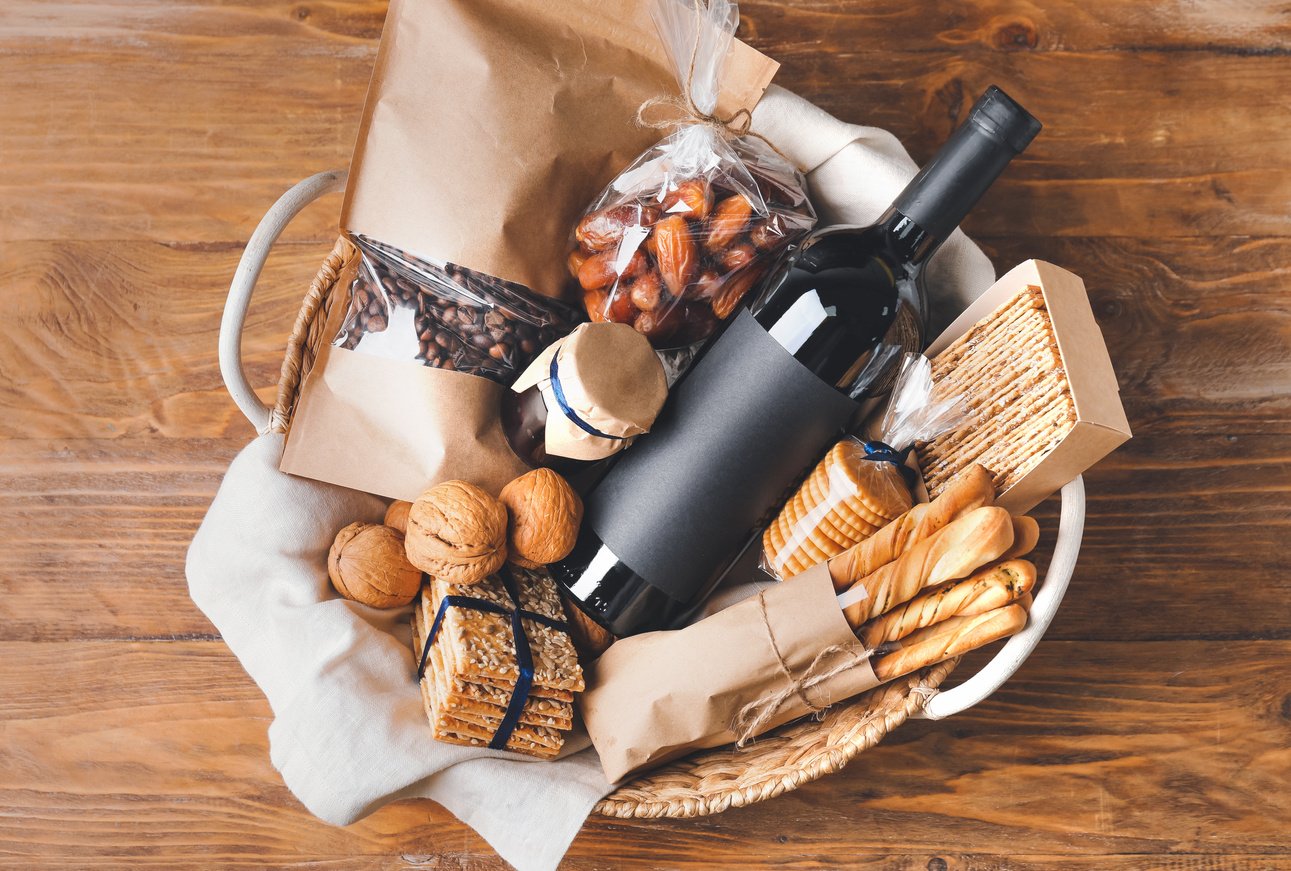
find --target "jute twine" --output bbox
[634,0,789,161]
[732,589,876,745]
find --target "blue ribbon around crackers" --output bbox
[416,567,572,750]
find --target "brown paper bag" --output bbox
[280,249,533,500]
[280,0,778,499]
[341,0,778,299]
[580,570,880,783]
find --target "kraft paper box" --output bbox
[580,569,879,783]
[922,259,1132,513]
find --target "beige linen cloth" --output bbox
[186,85,996,871]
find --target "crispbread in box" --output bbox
[917,259,1131,513]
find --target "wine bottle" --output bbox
[551,86,1042,638]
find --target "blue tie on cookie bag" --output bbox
[858,439,918,489]
[417,567,571,750]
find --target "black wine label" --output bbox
[585,311,859,603]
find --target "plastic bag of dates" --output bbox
[567,0,816,349]
[337,236,583,384]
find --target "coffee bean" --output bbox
[339,241,585,382]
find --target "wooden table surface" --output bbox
[3,1,1289,868]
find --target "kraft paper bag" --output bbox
[281,0,778,498]
[581,569,880,782]
[342,0,778,299]
[279,248,531,500]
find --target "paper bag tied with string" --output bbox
[580,570,880,783]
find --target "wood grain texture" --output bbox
[0,237,342,439]
[0,1,380,245]
[1,0,1289,867]
[0,640,1287,867]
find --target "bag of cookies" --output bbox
[760,353,967,580]
[567,0,816,348]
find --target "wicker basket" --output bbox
[219,170,1085,820]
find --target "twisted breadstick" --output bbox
[826,464,994,591]
[841,506,1014,628]
[858,558,1036,647]
[872,603,1028,682]
[1003,515,1039,560]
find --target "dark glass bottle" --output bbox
[551,86,1042,638]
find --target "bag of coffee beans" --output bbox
[338,237,581,382]
[280,240,582,501]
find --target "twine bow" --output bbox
[731,590,875,746]
[634,1,790,161]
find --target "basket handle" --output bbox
[914,475,1086,720]
[219,169,348,432]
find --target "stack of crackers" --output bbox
[412,568,584,759]
[763,439,914,579]
[917,285,1077,496]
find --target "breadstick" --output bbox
[872,603,1028,682]
[826,465,994,591]
[1004,516,1039,559]
[842,506,1014,627]
[858,559,1036,647]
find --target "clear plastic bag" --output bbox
[334,235,584,384]
[566,0,815,349]
[761,354,969,580]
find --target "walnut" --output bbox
[328,522,421,608]
[405,480,508,584]
[499,468,583,569]
[384,500,412,535]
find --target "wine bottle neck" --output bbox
[890,86,1041,253]
[877,207,939,266]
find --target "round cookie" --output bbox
[822,444,912,522]
[765,514,833,575]
[804,467,884,537]
[810,461,891,529]
[783,487,856,552]
[775,513,837,568]
[762,520,811,577]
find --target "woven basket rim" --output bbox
[272,238,954,819]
